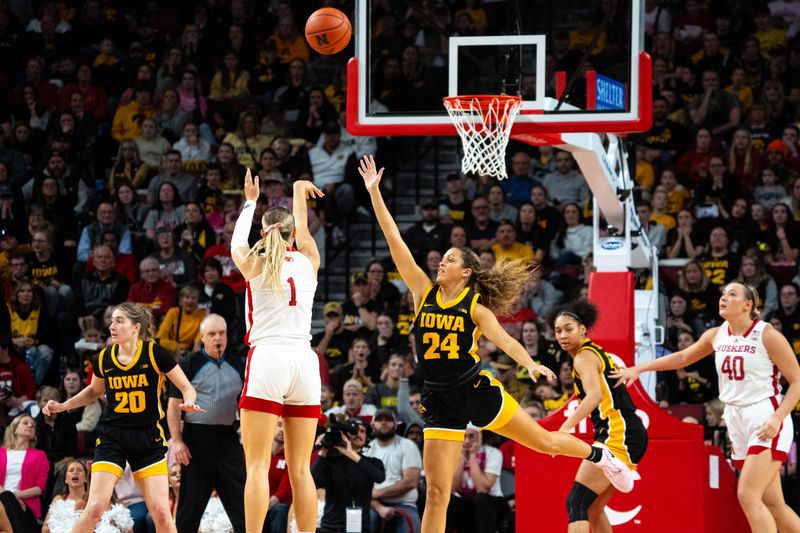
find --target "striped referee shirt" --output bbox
[168,349,245,426]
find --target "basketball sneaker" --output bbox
[593,444,634,493]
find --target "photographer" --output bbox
[312,418,385,533]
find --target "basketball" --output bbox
[305,8,351,55]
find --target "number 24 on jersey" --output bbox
[422,332,460,359]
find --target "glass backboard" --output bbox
[347,0,651,136]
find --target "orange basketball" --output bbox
[305,8,351,55]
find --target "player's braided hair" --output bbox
[114,302,156,342]
[458,247,532,317]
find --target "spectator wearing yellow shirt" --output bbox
[535,360,576,414]
[650,187,676,231]
[568,17,606,55]
[690,33,732,76]
[754,7,787,53]
[489,354,529,403]
[635,145,656,191]
[659,169,690,215]
[491,221,539,263]
[221,111,273,168]
[324,65,347,114]
[209,50,250,101]
[111,84,156,142]
[156,284,206,357]
[454,0,488,35]
[268,16,310,65]
[725,67,753,113]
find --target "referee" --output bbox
[167,313,246,532]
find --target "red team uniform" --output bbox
[712,319,794,468]
[238,248,321,418]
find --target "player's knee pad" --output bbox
[566,482,598,523]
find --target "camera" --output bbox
[319,417,363,450]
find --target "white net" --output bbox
[443,95,523,180]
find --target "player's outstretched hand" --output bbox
[179,402,206,413]
[609,366,641,388]
[358,155,384,193]
[244,168,259,202]
[42,400,65,416]
[528,363,557,385]
[293,179,325,199]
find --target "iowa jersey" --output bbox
[573,340,647,468]
[413,285,481,388]
[94,341,177,428]
[573,340,637,435]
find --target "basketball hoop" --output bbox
[443,94,523,180]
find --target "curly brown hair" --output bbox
[457,247,532,316]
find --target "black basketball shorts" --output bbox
[91,423,169,480]
[420,370,519,441]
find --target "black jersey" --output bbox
[573,340,637,436]
[700,253,739,288]
[94,341,177,428]
[413,285,481,388]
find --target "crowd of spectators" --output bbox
[0,0,798,531]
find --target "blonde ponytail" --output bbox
[248,206,295,295]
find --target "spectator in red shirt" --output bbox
[12,57,58,111]
[204,220,245,293]
[85,230,138,284]
[497,305,537,340]
[2,252,31,304]
[726,128,763,191]
[0,335,37,428]
[672,0,712,54]
[267,418,292,533]
[58,64,108,121]
[127,257,176,321]
[677,128,717,186]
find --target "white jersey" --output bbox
[713,319,781,407]
[244,249,317,344]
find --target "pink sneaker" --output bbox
[593,446,634,493]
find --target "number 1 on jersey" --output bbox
[288,277,297,306]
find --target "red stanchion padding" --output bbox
[515,437,708,531]
[513,271,748,532]
[587,271,635,365]
[515,383,747,532]
[702,445,749,532]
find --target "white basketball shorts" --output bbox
[239,340,321,418]
[724,396,794,470]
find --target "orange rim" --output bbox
[443,94,522,111]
